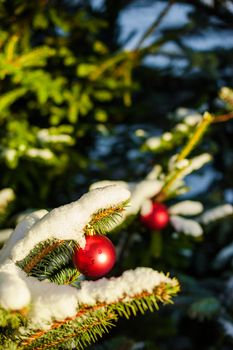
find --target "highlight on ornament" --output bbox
[73,234,116,278]
[140,201,170,230]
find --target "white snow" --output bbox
[10,185,130,262]
[127,181,162,215]
[145,165,163,180]
[199,204,233,224]
[26,148,54,160]
[170,215,203,237]
[91,180,162,216]
[24,275,79,329]
[0,260,31,310]
[0,188,15,212]
[219,318,233,338]
[187,154,212,172]
[175,123,188,132]
[174,154,212,182]
[0,210,48,264]
[0,229,13,244]
[168,155,189,171]
[184,115,202,126]
[37,129,73,145]
[175,159,190,170]
[169,154,211,177]
[2,149,17,162]
[145,137,161,150]
[76,267,175,306]
[140,199,153,216]
[169,201,203,216]
[213,242,233,268]
[162,132,172,141]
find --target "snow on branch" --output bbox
[0,259,179,349]
[169,201,203,216]
[0,185,180,349]
[20,268,179,349]
[199,204,233,224]
[7,185,130,262]
[91,179,163,217]
[170,215,203,237]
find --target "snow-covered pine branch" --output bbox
[199,204,233,224]
[143,112,202,153]
[170,215,203,237]
[1,185,129,264]
[90,179,163,217]
[0,185,180,349]
[169,201,203,216]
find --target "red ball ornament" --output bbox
[140,202,169,230]
[73,234,116,278]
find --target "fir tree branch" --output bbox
[86,200,129,235]
[21,280,179,350]
[212,112,233,123]
[154,112,213,202]
[48,267,80,285]
[15,198,128,284]
[18,240,64,274]
[16,239,81,285]
[27,311,117,350]
[176,112,213,162]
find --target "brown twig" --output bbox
[136,0,175,49]
[212,112,233,123]
[23,240,64,274]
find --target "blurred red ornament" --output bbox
[140,202,169,230]
[73,234,116,278]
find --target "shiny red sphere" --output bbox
[73,235,116,278]
[140,202,169,230]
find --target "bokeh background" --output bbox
[0,1,233,349]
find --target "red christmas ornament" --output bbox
[140,202,169,230]
[73,234,116,278]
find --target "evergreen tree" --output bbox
[0,1,233,349]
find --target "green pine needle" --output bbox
[16,239,78,284]
[21,280,179,350]
[88,200,129,235]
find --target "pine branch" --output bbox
[24,310,117,350]
[16,196,128,284]
[213,112,233,124]
[21,280,179,350]
[0,307,27,329]
[154,112,213,202]
[17,239,64,274]
[86,200,129,235]
[48,267,80,285]
[176,112,213,162]
[16,240,80,285]
[142,119,199,153]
